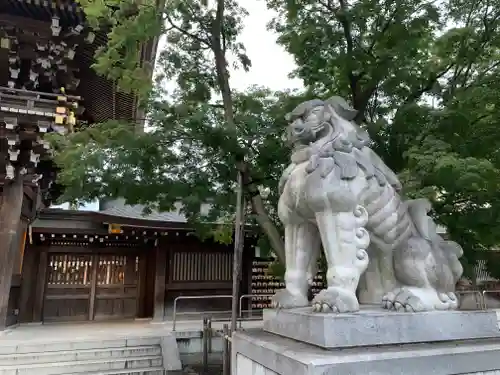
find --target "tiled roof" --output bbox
[99,201,188,223]
[98,199,212,223]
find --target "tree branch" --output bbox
[211,0,235,128]
[405,64,454,105]
[367,6,399,54]
[164,12,211,48]
[240,169,285,263]
[336,0,363,111]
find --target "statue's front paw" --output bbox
[438,292,459,310]
[382,288,425,312]
[382,287,458,312]
[271,289,309,309]
[311,287,359,313]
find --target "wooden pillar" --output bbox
[88,255,98,321]
[125,254,137,284]
[152,245,166,321]
[32,250,48,323]
[136,253,148,318]
[18,245,37,323]
[0,179,24,330]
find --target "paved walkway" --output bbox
[0,319,264,346]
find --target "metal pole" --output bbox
[202,318,209,372]
[222,324,230,375]
[207,318,212,354]
[231,171,246,333]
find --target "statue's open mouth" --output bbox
[293,125,305,134]
[291,123,327,145]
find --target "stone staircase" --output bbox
[0,337,165,375]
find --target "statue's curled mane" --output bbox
[288,96,402,191]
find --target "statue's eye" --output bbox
[305,113,316,122]
[305,107,322,121]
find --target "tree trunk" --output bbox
[0,178,24,330]
[249,194,285,264]
[230,172,245,333]
[211,0,286,266]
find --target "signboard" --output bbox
[108,223,122,234]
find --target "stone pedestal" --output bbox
[232,307,500,375]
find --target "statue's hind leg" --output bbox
[357,241,399,305]
[383,236,459,311]
[312,205,370,313]
[272,222,320,309]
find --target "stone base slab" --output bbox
[263,307,500,348]
[232,329,500,375]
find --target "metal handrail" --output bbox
[456,290,484,310]
[238,294,274,328]
[172,295,233,331]
[481,289,500,310]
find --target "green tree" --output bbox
[57,0,307,262]
[58,0,500,278]
[267,0,500,277]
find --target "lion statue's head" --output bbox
[285,96,369,151]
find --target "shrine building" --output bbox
[0,0,317,331]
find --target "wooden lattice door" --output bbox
[43,254,93,321]
[93,254,139,320]
[43,253,139,322]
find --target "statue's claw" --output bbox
[439,292,459,309]
[311,287,359,313]
[271,289,309,309]
[382,287,458,312]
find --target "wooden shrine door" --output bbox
[43,253,140,322]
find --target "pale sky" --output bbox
[53,1,303,211]
[228,1,303,92]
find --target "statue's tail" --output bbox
[406,198,463,285]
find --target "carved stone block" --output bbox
[263,308,500,349]
[232,328,500,375]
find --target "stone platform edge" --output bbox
[263,307,500,348]
[232,329,500,375]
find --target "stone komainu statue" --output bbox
[274,96,463,313]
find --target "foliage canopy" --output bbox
[56,0,500,278]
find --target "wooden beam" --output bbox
[165,282,233,291]
[33,245,143,254]
[152,246,166,322]
[32,227,111,235]
[0,14,53,35]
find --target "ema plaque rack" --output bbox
[251,257,325,309]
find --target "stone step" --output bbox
[0,337,162,355]
[0,346,161,366]
[0,355,163,375]
[62,368,165,375]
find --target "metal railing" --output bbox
[456,290,484,309]
[172,295,233,331]
[238,294,274,327]
[171,290,500,330]
[201,318,231,375]
[481,290,500,310]
[172,294,276,330]
[207,321,231,375]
